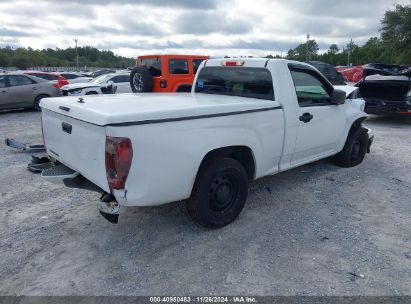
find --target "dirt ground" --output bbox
[0,110,410,296]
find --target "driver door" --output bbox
[289,66,346,165]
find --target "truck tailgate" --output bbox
[42,108,109,192]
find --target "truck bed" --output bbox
[40,93,278,126]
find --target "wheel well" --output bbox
[348,118,366,136]
[176,84,192,92]
[200,146,256,180]
[34,94,50,105]
[35,94,50,100]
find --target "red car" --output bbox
[24,71,69,89]
[336,65,364,83]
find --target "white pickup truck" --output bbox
[40,58,373,228]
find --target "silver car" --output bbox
[0,73,62,111]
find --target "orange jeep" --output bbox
[130,54,209,93]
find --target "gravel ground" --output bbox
[0,110,410,296]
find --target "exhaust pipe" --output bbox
[97,192,120,224]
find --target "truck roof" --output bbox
[204,58,316,69]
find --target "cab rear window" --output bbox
[194,67,274,101]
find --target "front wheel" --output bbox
[186,157,249,228]
[334,127,368,168]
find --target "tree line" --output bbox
[0,46,135,70]
[278,5,411,65]
[0,4,409,69]
[275,4,410,66]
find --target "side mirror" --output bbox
[106,80,114,89]
[331,89,346,105]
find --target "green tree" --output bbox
[0,52,10,67]
[380,4,411,64]
[329,44,339,55]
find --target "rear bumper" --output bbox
[365,99,411,115]
[365,127,374,153]
[41,163,120,223]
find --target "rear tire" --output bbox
[33,94,49,111]
[130,67,153,93]
[334,127,368,168]
[186,157,249,228]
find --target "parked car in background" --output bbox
[308,61,346,85]
[336,65,364,83]
[24,71,69,88]
[91,69,115,78]
[59,72,92,84]
[130,54,209,93]
[0,73,61,111]
[61,72,131,96]
[359,72,411,116]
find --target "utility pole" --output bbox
[74,39,79,70]
[347,38,352,67]
[306,34,310,62]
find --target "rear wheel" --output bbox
[130,67,153,93]
[186,157,249,228]
[33,94,49,111]
[334,127,368,167]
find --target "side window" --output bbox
[138,58,162,76]
[322,65,335,77]
[290,70,332,107]
[169,59,189,74]
[120,75,130,82]
[0,76,6,88]
[46,74,57,81]
[9,75,35,87]
[110,76,122,83]
[63,74,77,80]
[192,59,204,74]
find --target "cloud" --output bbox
[174,11,253,34]
[10,0,217,9]
[0,27,36,37]
[0,0,409,57]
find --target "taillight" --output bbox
[105,137,133,190]
[52,83,60,89]
[60,79,69,87]
[160,80,167,88]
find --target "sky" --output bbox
[0,0,408,58]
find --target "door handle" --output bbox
[32,87,38,90]
[1,90,6,94]
[62,122,72,134]
[299,112,313,123]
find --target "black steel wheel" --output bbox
[335,127,368,168]
[186,157,248,228]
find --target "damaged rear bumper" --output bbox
[41,163,121,224]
